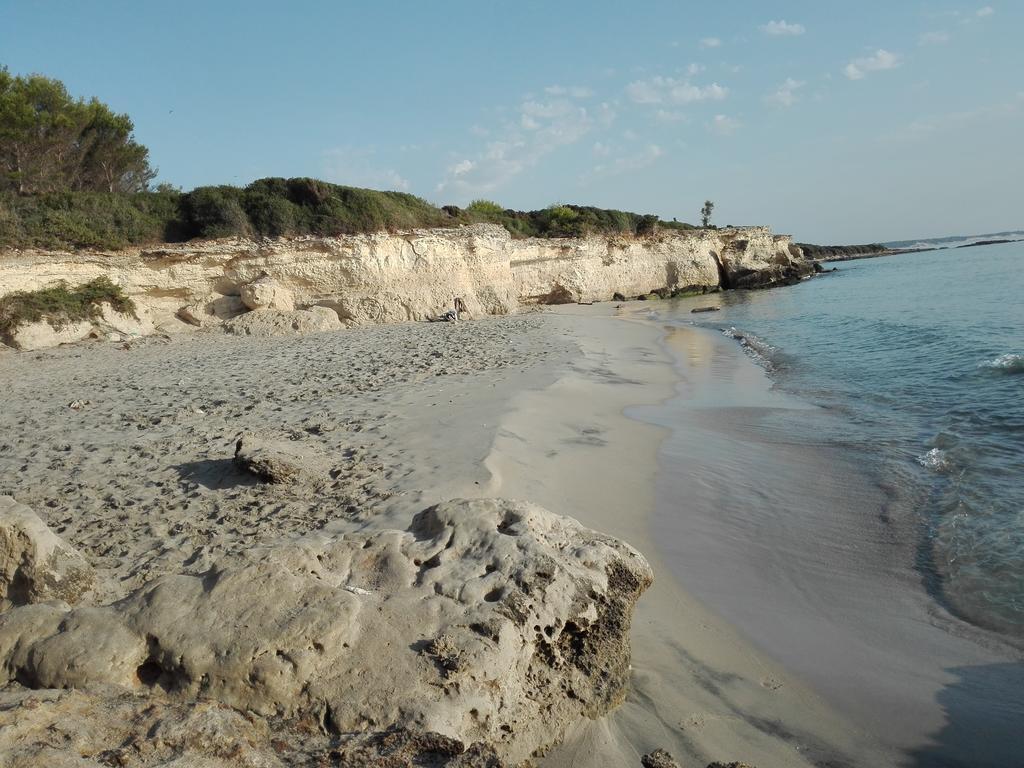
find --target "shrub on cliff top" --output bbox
[0,276,136,335]
[0,177,696,249]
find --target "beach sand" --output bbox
[0,306,894,766]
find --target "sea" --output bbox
[638,239,1023,766]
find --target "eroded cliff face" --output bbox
[0,224,809,348]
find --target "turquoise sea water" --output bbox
[678,243,1024,637]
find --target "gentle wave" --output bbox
[722,327,778,370]
[918,447,955,473]
[979,353,1024,374]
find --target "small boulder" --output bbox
[240,274,295,311]
[234,433,328,484]
[3,320,94,351]
[642,749,681,768]
[0,496,95,610]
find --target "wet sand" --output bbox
[641,318,1024,768]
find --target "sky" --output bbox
[1,1,1021,242]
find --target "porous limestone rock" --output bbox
[642,749,682,768]
[233,432,329,484]
[0,686,506,767]
[176,295,247,328]
[223,306,341,337]
[240,273,295,311]
[0,498,653,764]
[2,319,94,351]
[97,301,155,337]
[0,496,94,610]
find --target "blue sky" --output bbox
[1,1,1021,242]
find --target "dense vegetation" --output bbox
[0,180,695,250]
[797,242,889,260]
[0,276,135,335]
[0,68,695,250]
[0,68,154,195]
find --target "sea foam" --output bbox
[978,353,1024,374]
[918,447,954,473]
[722,327,778,370]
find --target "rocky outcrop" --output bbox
[240,272,295,311]
[0,496,94,610]
[223,306,341,337]
[0,498,653,765]
[0,224,811,348]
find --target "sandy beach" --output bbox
[0,305,903,766]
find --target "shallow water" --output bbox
[636,244,1024,766]
[675,244,1024,636]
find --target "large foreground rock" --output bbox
[0,685,506,767]
[0,498,652,764]
[0,496,94,610]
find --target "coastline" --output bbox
[636,294,1024,768]
[0,304,912,765]
[474,305,893,767]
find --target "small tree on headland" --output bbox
[700,200,714,228]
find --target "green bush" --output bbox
[465,199,505,217]
[181,186,252,239]
[0,276,136,335]
[0,177,696,249]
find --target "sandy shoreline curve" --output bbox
[476,306,894,768]
[0,305,890,765]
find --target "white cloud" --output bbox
[919,31,951,46]
[436,96,595,197]
[977,6,994,17]
[844,49,901,80]
[765,78,806,107]
[687,62,705,76]
[322,147,410,191]
[655,109,689,123]
[544,84,593,99]
[700,37,722,48]
[762,20,805,36]
[587,144,664,179]
[625,76,728,105]
[592,141,611,157]
[709,114,740,136]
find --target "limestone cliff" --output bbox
[0,224,810,349]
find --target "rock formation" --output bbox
[0,224,811,349]
[0,496,94,610]
[233,431,330,484]
[239,272,295,311]
[223,305,341,337]
[0,498,653,765]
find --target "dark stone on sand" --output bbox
[691,306,720,314]
[641,749,682,768]
[612,292,626,302]
[233,432,327,484]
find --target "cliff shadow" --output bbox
[905,662,1024,768]
[175,458,258,490]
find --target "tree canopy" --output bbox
[0,67,155,194]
